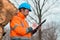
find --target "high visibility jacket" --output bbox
[10,12,32,38]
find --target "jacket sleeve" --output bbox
[10,17,27,36]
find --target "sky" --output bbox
[4,0,60,40]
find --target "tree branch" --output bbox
[29,15,37,23]
[42,0,58,16]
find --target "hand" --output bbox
[32,22,38,30]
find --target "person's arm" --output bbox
[10,17,33,35]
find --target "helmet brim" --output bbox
[19,7,31,12]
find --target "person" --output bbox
[10,2,34,40]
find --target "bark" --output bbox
[0,0,17,40]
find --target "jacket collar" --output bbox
[17,12,25,19]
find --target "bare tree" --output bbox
[25,0,58,40]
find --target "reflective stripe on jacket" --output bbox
[10,12,32,38]
[11,37,30,40]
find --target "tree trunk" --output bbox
[38,9,42,40]
[0,26,4,40]
[0,0,17,40]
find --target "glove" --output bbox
[26,27,33,33]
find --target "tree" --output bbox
[0,0,17,40]
[25,0,58,40]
